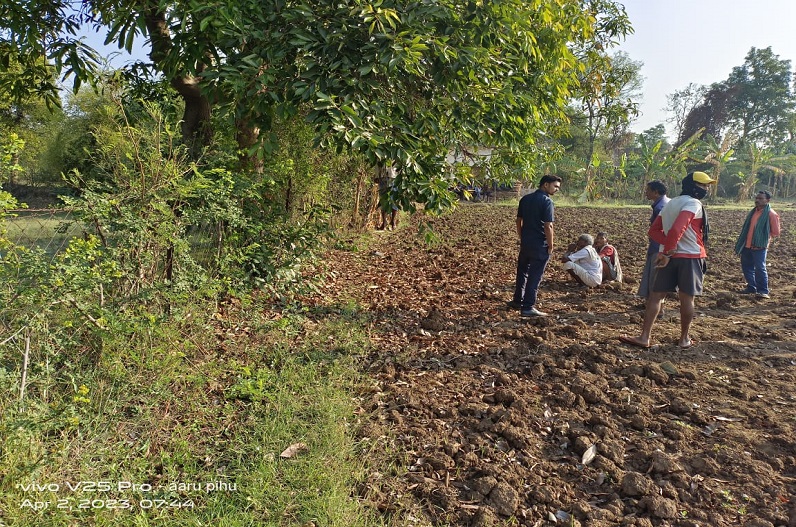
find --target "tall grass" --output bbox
[0,301,382,527]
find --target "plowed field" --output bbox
[322,202,796,526]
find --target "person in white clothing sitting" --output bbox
[561,234,603,288]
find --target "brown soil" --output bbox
[320,203,796,526]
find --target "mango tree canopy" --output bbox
[1,0,631,212]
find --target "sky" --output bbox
[616,0,796,138]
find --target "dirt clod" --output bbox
[486,481,519,517]
[324,206,796,525]
[641,494,679,519]
[621,471,656,497]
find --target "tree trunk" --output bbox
[235,116,264,173]
[641,175,649,201]
[351,166,366,228]
[285,175,293,214]
[368,182,380,228]
[144,5,212,156]
[709,166,721,198]
[176,83,212,157]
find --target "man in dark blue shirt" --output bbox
[509,175,562,317]
[637,180,669,299]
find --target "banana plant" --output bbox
[577,153,601,203]
[636,135,665,199]
[577,152,627,202]
[735,143,785,201]
[691,133,735,197]
[636,129,700,198]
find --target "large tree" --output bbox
[675,81,738,149]
[665,82,707,144]
[2,0,631,209]
[570,50,642,160]
[678,47,796,151]
[725,46,795,148]
[568,49,642,195]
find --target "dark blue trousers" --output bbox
[740,247,769,294]
[513,245,550,309]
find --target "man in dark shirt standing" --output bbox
[508,175,562,317]
[637,180,669,300]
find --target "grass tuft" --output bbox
[0,300,382,526]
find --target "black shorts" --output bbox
[652,257,705,296]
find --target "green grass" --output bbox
[3,211,84,255]
[0,301,383,527]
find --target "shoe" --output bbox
[521,307,547,317]
[738,288,756,295]
[756,293,770,299]
[506,300,522,310]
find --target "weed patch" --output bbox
[1,301,381,526]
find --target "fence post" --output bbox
[20,331,30,402]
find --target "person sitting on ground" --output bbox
[593,231,623,283]
[561,233,603,288]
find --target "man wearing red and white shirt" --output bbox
[620,171,716,349]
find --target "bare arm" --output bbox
[544,222,554,254]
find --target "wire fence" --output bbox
[4,208,83,259]
[3,185,522,264]
[3,208,225,281]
